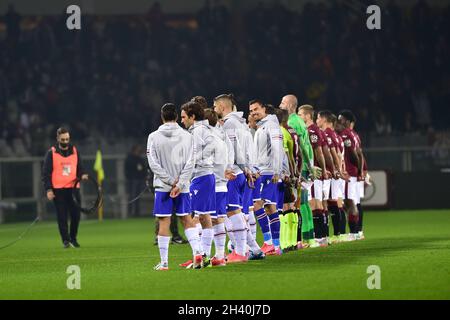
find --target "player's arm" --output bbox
[270,128,283,183]
[330,146,343,177]
[298,133,313,172]
[146,135,175,186]
[322,144,336,177]
[349,147,362,177]
[296,139,303,178]
[314,146,328,179]
[225,134,235,170]
[177,138,194,190]
[224,124,247,172]
[357,146,367,178]
[287,149,296,179]
[42,149,53,192]
[282,152,291,183]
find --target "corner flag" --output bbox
[93,150,105,185]
[93,150,105,221]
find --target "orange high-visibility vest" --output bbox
[51,146,79,189]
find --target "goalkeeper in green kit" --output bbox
[279,94,321,248]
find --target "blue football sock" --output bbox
[268,212,281,247]
[255,208,271,234]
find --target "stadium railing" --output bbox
[0,147,449,223]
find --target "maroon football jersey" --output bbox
[324,127,338,149]
[340,128,359,177]
[308,124,326,167]
[352,129,367,171]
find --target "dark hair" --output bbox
[191,96,208,109]
[56,127,69,136]
[318,110,335,124]
[181,101,205,121]
[339,110,356,123]
[214,93,236,105]
[249,99,264,106]
[265,104,276,115]
[204,108,219,127]
[161,103,178,121]
[330,113,337,126]
[275,108,289,123]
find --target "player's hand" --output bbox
[47,190,55,201]
[341,171,350,182]
[225,169,236,181]
[244,170,255,189]
[81,174,89,181]
[365,172,372,186]
[323,170,330,180]
[170,186,181,198]
[172,177,179,187]
[357,173,364,181]
[310,166,322,180]
[272,174,279,184]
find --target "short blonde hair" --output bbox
[298,104,315,119]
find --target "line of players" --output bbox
[147,94,368,270]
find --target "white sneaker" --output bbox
[153,262,169,271]
[347,233,357,242]
[309,239,321,248]
[319,238,329,247]
[358,231,365,240]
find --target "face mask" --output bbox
[59,142,69,148]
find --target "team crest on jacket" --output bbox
[310,134,318,143]
[344,139,352,147]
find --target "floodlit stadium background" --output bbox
[0,0,449,223]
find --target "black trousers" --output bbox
[53,188,81,243]
[127,179,145,216]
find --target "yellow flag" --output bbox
[93,150,105,185]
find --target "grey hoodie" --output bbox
[254,114,283,176]
[222,111,249,174]
[188,120,216,180]
[212,125,235,191]
[147,122,193,193]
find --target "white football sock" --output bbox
[185,227,201,255]
[230,213,247,256]
[248,209,257,239]
[245,221,261,254]
[201,228,214,258]
[157,235,170,264]
[213,223,226,259]
[224,216,236,247]
[196,223,202,236]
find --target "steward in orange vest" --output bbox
[42,127,88,248]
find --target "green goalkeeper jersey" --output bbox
[288,113,313,171]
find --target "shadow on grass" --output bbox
[208,235,450,273]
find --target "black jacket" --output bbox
[125,154,147,180]
[42,144,85,191]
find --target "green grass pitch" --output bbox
[0,210,449,300]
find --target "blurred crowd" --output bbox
[0,0,449,156]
